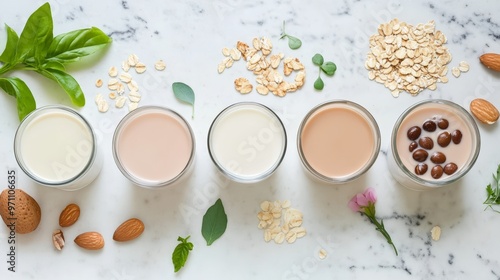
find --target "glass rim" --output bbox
[390,99,481,187]
[207,102,287,183]
[13,105,98,187]
[297,100,381,183]
[112,106,196,188]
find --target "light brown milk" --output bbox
[300,104,376,178]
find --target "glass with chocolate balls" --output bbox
[387,99,480,191]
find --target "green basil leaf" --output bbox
[37,68,85,106]
[16,2,53,63]
[321,62,337,76]
[0,77,36,120]
[46,27,112,63]
[0,24,20,63]
[172,82,195,118]
[314,77,324,90]
[202,198,228,246]
[287,35,302,50]
[312,54,324,66]
[172,236,194,273]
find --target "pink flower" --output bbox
[347,187,398,256]
[348,187,377,212]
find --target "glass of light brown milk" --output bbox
[297,100,381,183]
[387,99,480,191]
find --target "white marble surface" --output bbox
[1,0,500,279]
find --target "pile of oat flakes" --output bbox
[365,18,469,97]
[257,200,306,244]
[218,37,306,97]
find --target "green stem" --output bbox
[365,214,398,256]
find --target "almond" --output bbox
[470,98,500,124]
[59,203,80,227]
[113,218,145,242]
[0,189,41,234]
[479,53,500,72]
[74,232,104,250]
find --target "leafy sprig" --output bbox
[312,53,337,90]
[201,198,228,246]
[484,164,500,213]
[0,2,112,120]
[280,21,302,50]
[172,235,194,273]
[172,82,195,119]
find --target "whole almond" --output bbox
[470,98,500,124]
[59,203,80,227]
[0,189,41,234]
[479,53,500,72]
[74,232,104,250]
[113,218,145,242]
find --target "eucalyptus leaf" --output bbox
[312,54,324,66]
[314,77,324,90]
[201,198,228,246]
[0,77,36,120]
[16,2,53,63]
[172,236,194,273]
[172,82,195,118]
[46,27,112,63]
[0,24,19,63]
[321,62,337,76]
[287,35,302,50]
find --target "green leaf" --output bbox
[46,27,112,64]
[16,2,53,63]
[314,77,324,90]
[202,198,228,246]
[172,82,195,118]
[0,77,36,120]
[0,24,20,63]
[287,35,302,50]
[321,62,337,76]
[172,236,194,273]
[37,67,85,106]
[312,54,324,66]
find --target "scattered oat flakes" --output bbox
[318,249,327,260]
[116,83,125,95]
[115,96,126,108]
[108,92,117,99]
[458,61,470,72]
[122,60,130,72]
[108,66,118,77]
[95,79,103,88]
[431,226,441,241]
[155,60,166,71]
[97,99,109,113]
[108,78,119,91]
[452,67,461,78]
[127,80,139,92]
[135,62,146,74]
[119,72,133,83]
[128,91,141,103]
[127,54,139,67]
[95,93,104,105]
[234,77,253,94]
[365,19,453,97]
[128,102,138,111]
[218,37,305,97]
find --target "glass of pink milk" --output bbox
[113,106,195,188]
[387,99,480,191]
[297,100,381,183]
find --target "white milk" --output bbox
[208,103,286,182]
[15,106,101,190]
